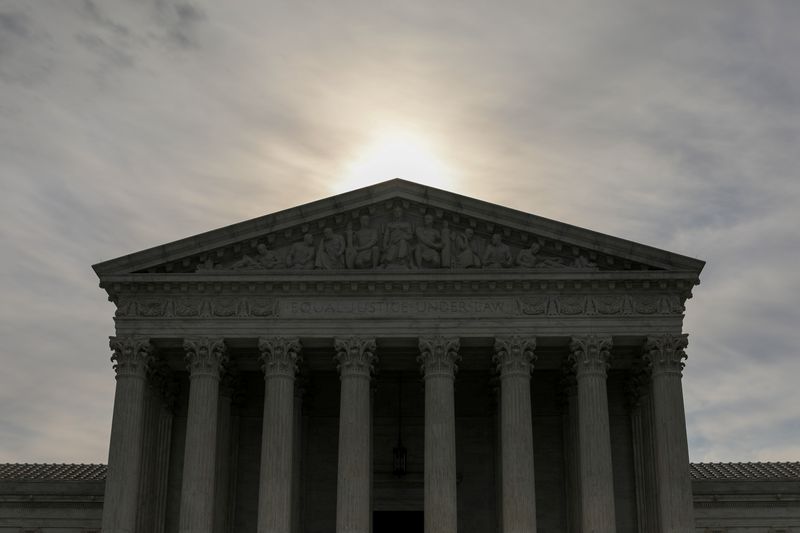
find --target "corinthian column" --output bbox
[102,336,152,533]
[257,337,301,533]
[570,335,616,533]
[179,337,228,533]
[644,334,694,532]
[494,336,537,533]
[334,336,377,533]
[418,336,460,533]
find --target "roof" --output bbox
[690,462,800,481]
[2,462,798,481]
[0,463,107,481]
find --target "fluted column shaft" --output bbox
[419,337,460,533]
[152,396,175,533]
[292,384,305,533]
[179,338,228,533]
[257,337,301,533]
[214,372,238,533]
[137,361,174,533]
[334,337,377,533]
[570,335,616,533]
[102,337,152,533]
[494,336,537,533]
[645,335,694,532]
[629,372,659,533]
[135,384,160,533]
[562,372,581,533]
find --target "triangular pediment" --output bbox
[93,179,704,278]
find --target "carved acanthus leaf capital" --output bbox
[109,336,153,378]
[493,336,537,379]
[334,336,377,378]
[569,335,613,378]
[183,337,228,379]
[258,336,301,379]
[643,334,688,377]
[418,336,461,379]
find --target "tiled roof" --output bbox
[1,462,799,481]
[690,462,800,480]
[0,463,107,481]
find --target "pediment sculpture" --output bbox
[195,204,600,273]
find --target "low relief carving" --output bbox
[231,244,280,270]
[482,234,513,268]
[516,242,564,268]
[346,215,380,269]
[452,228,481,268]
[115,293,682,319]
[517,294,684,317]
[316,227,346,270]
[382,206,414,269]
[286,233,316,269]
[414,213,445,268]
[192,203,602,272]
[116,297,277,318]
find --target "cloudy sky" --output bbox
[1,1,798,464]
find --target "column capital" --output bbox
[493,336,537,379]
[109,336,153,378]
[258,336,301,379]
[418,336,461,379]
[183,337,228,379]
[334,336,377,378]
[569,335,613,379]
[644,334,688,377]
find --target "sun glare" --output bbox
[334,129,455,193]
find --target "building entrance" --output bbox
[373,511,424,532]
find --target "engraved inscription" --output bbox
[281,298,515,318]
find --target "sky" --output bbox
[1,1,799,464]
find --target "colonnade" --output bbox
[101,333,694,533]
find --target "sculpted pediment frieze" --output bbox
[143,200,644,274]
[94,180,704,278]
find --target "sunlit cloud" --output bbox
[333,127,457,194]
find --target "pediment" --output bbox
[93,179,704,278]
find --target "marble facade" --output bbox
[93,179,704,533]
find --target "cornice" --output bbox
[99,269,700,300]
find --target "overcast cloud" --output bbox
[1,1,798,463]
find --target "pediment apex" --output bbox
[93,179,705,277]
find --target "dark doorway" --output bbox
[373,511,424,533]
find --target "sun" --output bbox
[334,128,455,193]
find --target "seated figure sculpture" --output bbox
[286,233,316,269]
[316,227,346,269]
[346,215,380,269]
[482,233,512,268]
[414,213,444,268]
[452,228,481,268]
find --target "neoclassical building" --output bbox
[90,179,705,533]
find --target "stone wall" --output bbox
[0,479,103,532]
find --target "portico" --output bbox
[94,179,702,533]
